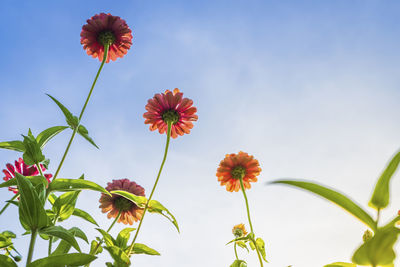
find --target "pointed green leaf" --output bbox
[22,131,45,165]
[49,178,110,195]
[96,228,115,247]
[46,94,79,129]
[0,255,17,267]
[36,126,69,149]
[29,253,96,267]
[324,263,356,267]
[230,260,247,267]
[51,240,72,256]
[15,173,48,230]
[369,150,400,210]
[226,236,250,245]
[0,141,25,152]
[40,226,81,252]
[130,243,160,256]
[270,179,377,230]
[255,237,268,262]
[148,200,180,232]
[77,125,99,149]
[69,227,88,243]
[72,208,99,226]
[352,226,400,266]
[110,190,147,208]
[104,246,130,266]
[236,241,249,252]
[115,228,136,249]
[53,191,80,221]
[0,175,48,189]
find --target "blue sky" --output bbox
[1,1,400,266]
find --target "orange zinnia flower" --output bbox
[99,179,145,225]
[143,88,198,139]
[232,223,248,238]
[217,151,261,192]
[80,13,133,63]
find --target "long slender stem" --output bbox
[26,229,37,265]
[376,208,381,225]
[86,211,121,267]
[51,44,109,183]
[234,242,239,260]
[0,194,18,216]
[127,122,172,256]
[47,216,59,255]
[239,177,263,267]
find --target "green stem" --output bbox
[127,122,173,256]
[376,208,381,225]
[86,211,121,267]
[0,194,18,216]
[26,229,38,265]
[51,44,110,183]
[234,242,239,260]
[239,177,263,267]
[36,163,45,177]
[47,216,59,255]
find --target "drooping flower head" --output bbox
[143,88,198,139]
[80,13,133,63]
[216,151,261,192]
[99,179,145,225]
[232,223,248,238]
[2,158,52,194]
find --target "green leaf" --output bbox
[40,226,81,252]
[0,233,12,249]
[72,208,99,226]
[270,179,377,230]
[36,126,69,149]
[48,193,57,205]
[130,243,161,256]
[104,246,130,266]
[148,200,180,232]
[22,130,45,165]
[15,173,48,230]
[96,228,115,247]
[0,255,17,267]
[77,125,99,149]
[53,191,80,221]
[230,260,247,267]
[89,240,103,255]
[0,141,25,152]
[51,240,72,256]
[28,253,96,267]
[46,94,79,129]
[2,231,16,239]
[110,190,147,208]
[255,237,268,262]
[369,150,400,210]
[352,226,400,266]
[69,227,88,243]
[49,178,110,195]
[236,241,249,252]
[324,263,356,267]
[0,175,48,189]
[226,236,250,245]
[115,228,136,249]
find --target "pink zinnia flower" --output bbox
[2,158,52,194]
[80,13,133,63]
[143,88,198,139]
[99,179,145,225]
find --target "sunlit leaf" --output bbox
[77,125,99,149]
[324,262,356,267]
[256,237,268,262]
[104,246,130,266]
[0,176,48,189]
[230,259,247,267]
[29,253,96,267]
[36,126,68,149]
[40,226,81,252]
[110,190,147,208]
[72,208,99,226]
[270,179,377,230]
[96,229,115,247]
[0,141,25,152]
[53,191,80,221]
[46,94,79,129]
[115,228,136,249]
[148,200,179,232]
[49,178,110,195]
[369,150,400,210]
[0,255,17,267]
[130,243,160,256]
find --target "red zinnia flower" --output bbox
[99,179,145,225]
[80,13,133,63]
[216,151,261,192]
[143,88,198,139]
[2,158,52,194]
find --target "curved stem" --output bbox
[239,177,263,267]
[51,44,109,183]
[127,122,172,256]
[0,194,18,216]
[86,210,121,267]
[234,242,239,260]
[26,229,37,265]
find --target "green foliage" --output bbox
[77,125,99,149]
[36,126,69,149]
[270,179,377,230]
[52,191,80,221]
[0,255,17,267]
[324,263,356,267]
[15,173,48,230]
[236,241,249,252]
[51,227,88,255]
[0,175,48,189]
[352,226,400,266]
[0,231,15,249]
[369,150,400,210]
[28,253,96,267]
[110,190,147,208]
[22,130,45,165]
[230,260,247,267]
[104,246,131,266]
[47,94,79,129]
[130,243,161,256]
[0,141,25,152]
[255,237,268,262]
[115,228,136,249]
[48,178,110,195]
[148,200,180,232]
[40,226,81,252]
[71,208,99,226]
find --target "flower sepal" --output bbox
[22,130,45,166]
